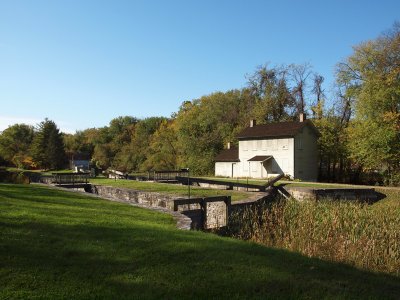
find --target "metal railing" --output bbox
[52,172,90,185]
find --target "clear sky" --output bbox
[1,0,399,133]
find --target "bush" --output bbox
[383,171,400,187]
[0,170,30,184]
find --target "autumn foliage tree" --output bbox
[0,124,34,168]
[337,22,400,184]
[2,23,399,185]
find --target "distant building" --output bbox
[70,153,91,172]
[215,115,319,181]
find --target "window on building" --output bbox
[252,140,257,151]
[281,138,289,150]
[257,140,262,150]
[243,141,248,151]
[262,140,267,151]
[272,139,278,150]
[297,137,303,149]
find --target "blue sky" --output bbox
[1,0,399,133]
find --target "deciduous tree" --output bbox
[336,23,400,179]
[0,124,34,168]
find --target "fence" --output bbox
[52,172,90,185]
[176,176,267,191]
[153,170,189,182]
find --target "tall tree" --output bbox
[143,119,179,170]
[247,65,295,123]
[290,63,312,114]
[91,127,113,170]
[112,117,166,172]
[336,23,400,179]
[0,124,34,168]
[64,130,95,160]
[311,74,325,119]
[175,90,252,174]
[31,119,67,170]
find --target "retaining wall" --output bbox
[89,184,181,210]
[285,186,379,202]
[88,184,274,230]
[88,185,192,229]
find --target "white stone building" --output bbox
[215,116,319,181]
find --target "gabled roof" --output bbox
[214,148,240,162]
[237,120,319,139]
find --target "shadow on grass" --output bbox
[2,221,400,299]
[1,184,399,299]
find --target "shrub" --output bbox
[0,170,30,184]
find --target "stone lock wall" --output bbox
[89,185,236,230]
[90,184,180,210]
[205,201,228,229]
[88,185,193,229]
[285,187,379,202]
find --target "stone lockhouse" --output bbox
[214,115,319,181]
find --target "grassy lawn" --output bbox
[276,181,373,189]
[90,178,252,202]
[5,168,72,175]
[201,176,400,190]
[200,176,268,185]
[276,180,400,190]
[1,184,400,299]
[200,176,377,188]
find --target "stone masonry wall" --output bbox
[285,187,378,202]
[87,184,276,230]
[90,184,181,210]
[89,185,192,230]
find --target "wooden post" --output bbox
[188,172,190,199]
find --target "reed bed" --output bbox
[227,196,400,276]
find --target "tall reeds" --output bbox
[227,196,400,275]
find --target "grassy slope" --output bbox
[1,184,400,299]
[371,188,400,210]
[90,178,252,202]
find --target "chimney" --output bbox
[299,113,306,122]
[227,142,231,150]
[250,119,256,127]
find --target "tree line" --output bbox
[0,119,66,170]
[1,23,399,185]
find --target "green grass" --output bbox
[5,167,72,175]
[200,176,364,187]
[90,178,252,202]
[200,177,383,189]
[1,183,400,299]
[276,180,400,190]
[200,176,268,185]
[276,181,373,189]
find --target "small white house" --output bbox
[70,153,91,172]
[215,115,319,181]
